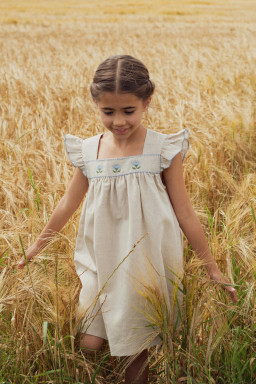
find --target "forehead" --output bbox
[97,92,143,108]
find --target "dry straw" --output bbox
[0,4,256,382]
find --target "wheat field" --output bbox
[0,0,256,383]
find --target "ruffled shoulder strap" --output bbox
[64,133,102,177]
[64,134,86,176]
[161,129,189,171]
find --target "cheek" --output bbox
[100,113,111,125]
[130,112,143,124]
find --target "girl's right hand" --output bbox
[17,243,40,269]
[17,169,88,270]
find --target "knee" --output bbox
[79,333,105,355]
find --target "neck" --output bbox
[109,125,146,149]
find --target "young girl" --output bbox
[18,55,237,384]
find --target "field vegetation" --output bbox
[0,0,256,383]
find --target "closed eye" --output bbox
[103,110,135,115]
[124,110,134,114]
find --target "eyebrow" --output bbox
[101,106,136,110]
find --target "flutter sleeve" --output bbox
[64,134,87,177]
[161,128,189,171]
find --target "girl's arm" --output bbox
[163,153,237,304]
[18,169,89,269]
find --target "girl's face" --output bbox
[96,92,150,138]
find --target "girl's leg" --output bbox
[124,349,149,384]
[79,333,105,355]
[79,333,111,379]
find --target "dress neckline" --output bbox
[96,128,149,161]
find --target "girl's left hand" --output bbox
[209,269,238,304]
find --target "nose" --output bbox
[113,113,126,127]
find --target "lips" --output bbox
[114,128,129,134]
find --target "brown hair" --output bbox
[90,55,155,102]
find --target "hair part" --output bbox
[90,55,155,102]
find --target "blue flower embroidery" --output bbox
[132,160,141,170]
[96,165,103,174]
[112,164,121,173]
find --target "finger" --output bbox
[18,259,25,268]
[224,286,238,304]
[18,257,32,269]
[230,288,238,304]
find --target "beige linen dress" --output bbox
[64,128,189,356]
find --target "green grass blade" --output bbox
[27,165,35,190]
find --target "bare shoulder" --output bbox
[163,152,184,185]
[163,153,193,220]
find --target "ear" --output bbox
[143,97,152,111]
